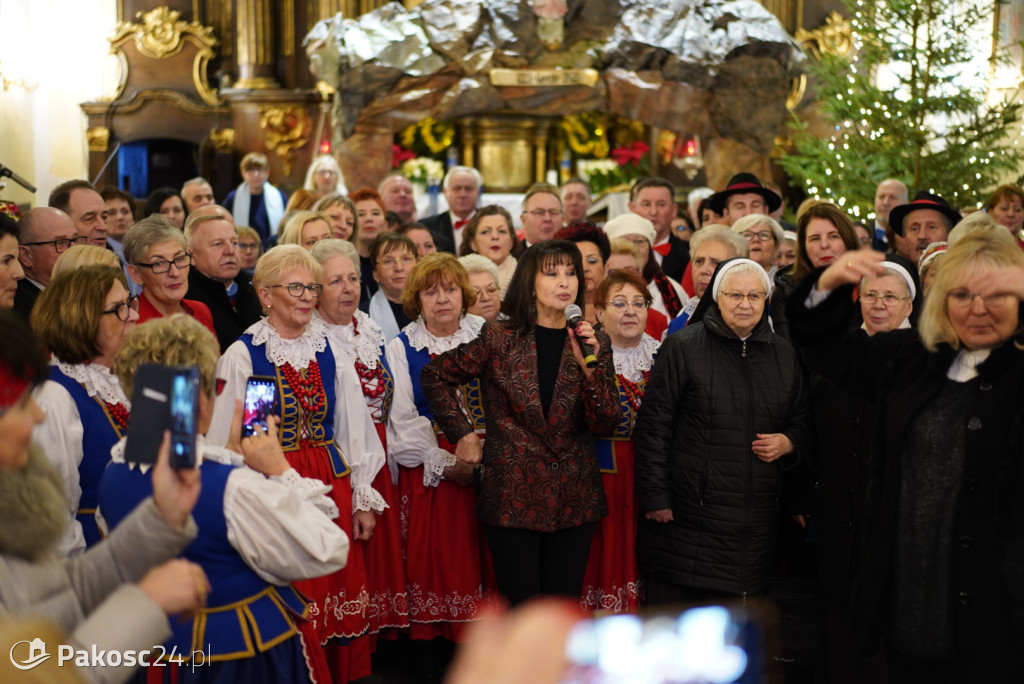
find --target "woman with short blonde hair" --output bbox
[210,243,384,674]
[279,210,332,250]
[788,233,1024,678]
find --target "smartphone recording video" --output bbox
[242,376,278,438]
[168,367,200,469]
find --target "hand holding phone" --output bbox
[242,376,278,438]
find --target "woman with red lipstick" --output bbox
[421,241,619,610]
[208,245,385,682]
[582,270,658,613]
[124,215,216,337]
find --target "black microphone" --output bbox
[0,163,36,194]
[564,304,597,368]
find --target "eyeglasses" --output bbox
[135,254,191,274]
[607,299,649,311]
[622,236,649,247]
[720,291,767,303]
[377,255,416,269]
[945,290,1016,308]
[21,236,87,253]
[238,242,260,251]
[528,209,563,218]
[474,285,500,298]
[269,282,324,298]
[101,295,140,322]
[740,231,773,243]
[862,291,910,307]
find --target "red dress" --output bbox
[137,290,217,338]
[324,311,410,638]
[385,317,495,643]
[581,336,659,613]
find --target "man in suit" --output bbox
[48,180,108,247]
[183,213,263,353]
[512,183,563,258]
[420,166,482,253]
[14,207,80,320]
[871,178,908,252]
[629,177,689,281]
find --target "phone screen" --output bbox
[169,367,199,469]
[560,604,776,684]
[242,376,278,438]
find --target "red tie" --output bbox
[454,219,469,231]
[653,242,672,257]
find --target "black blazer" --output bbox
[186,268,263,353]
[659,233,690,282]
[13,278,42,322]
[418,213,456,254]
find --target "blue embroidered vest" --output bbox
[397,332,484,436]
[593,374,648,474]
[241,334,350,477]
[98,459,308,662]
[49,366,126,547]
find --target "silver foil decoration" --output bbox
[305,0,804,154]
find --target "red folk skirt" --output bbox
[580,438,641,613]
[399,436,494,642]
[285,442,370,643]
[363,422,410,636]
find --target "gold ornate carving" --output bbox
[795,11,854,61]
[260,107,314,175]
[489,68,600,87]
[209,128,236,152]
[82,89,231,118]
[108,7,221,106]
[86,127,110,152]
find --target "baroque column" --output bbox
[235,0,278,89]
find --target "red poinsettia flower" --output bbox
[610,141,650,167]
[392,145,417,168]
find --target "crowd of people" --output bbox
[1,156,1023,684]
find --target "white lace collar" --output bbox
[612,334,660,384]
[246,317,328,370]
[320,310,385,368]
[55,360,129,406]
[403,314,485,355]
[109,436,243,473]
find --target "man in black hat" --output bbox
[888,191,960,266]
[708,173,782,226]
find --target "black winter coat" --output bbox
[635,303,811,596]
[186,268,263,353]
[787,271,1024,681]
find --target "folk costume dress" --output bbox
[209,317,386,656]
[97,438,349,683]
[33,360,130,556]
[580,334,659,613]
[384,314,493,642]
[321,310,410,638]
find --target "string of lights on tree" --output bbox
[779,0,1024,220]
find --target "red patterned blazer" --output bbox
[421,321,620,532]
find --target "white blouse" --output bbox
[33,361,130,557]
[98,438,349,586]
[208,318,387,514]
[384,314,485,488]
[322,310,389,423]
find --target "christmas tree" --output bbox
[778,0,1024,218]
